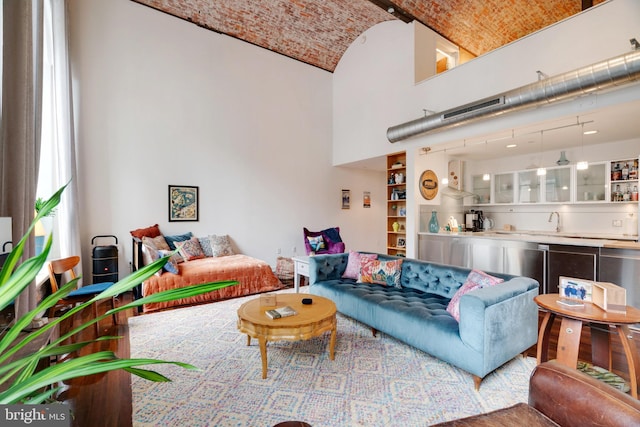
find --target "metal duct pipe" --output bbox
[387,49,640,143]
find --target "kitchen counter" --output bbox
[418,230,640,249]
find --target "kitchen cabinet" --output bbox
[599,247,640,310]
[544,166,571,203]
[518,170,541,203]
[470,174,491,204]
[493,173,514,204]
[611,158,639,202]
[547,244,598,294]
[576,162,607,202]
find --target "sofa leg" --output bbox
[473,375,482,390]
[371,327,377,337]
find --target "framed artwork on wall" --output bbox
[342,189,350,209]
[169,185,199,222]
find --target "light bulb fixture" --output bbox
[482,173,490,181]
[441,177,449,185]
[576,121,589,170]
[537,130,546,176]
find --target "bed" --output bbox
[131,230,283,313]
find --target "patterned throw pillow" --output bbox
[306,235,325,252]
[342,251,378,279]
[198,236,213,257]
[359,258,403,288]
[164,232,194,250]
[209,235,235,257]
[176,236,205,262]
[446,270,504,322]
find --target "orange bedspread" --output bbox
[142,254,283,313]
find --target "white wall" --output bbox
[68,0,385,277]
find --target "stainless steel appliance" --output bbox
[465,210,483,231]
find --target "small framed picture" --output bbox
[342,189,350,209]
[397,237,406,248]
[363,191,371,208]
[169,185,199,222]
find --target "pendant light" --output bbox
[537,130,546,176]
[576,121,589,170]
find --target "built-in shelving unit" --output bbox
[387,152,406,256]
[610,158,639,202]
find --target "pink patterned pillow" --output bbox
[446,270,504,322]
[358,258,403,287]
[342,251,377,279]
[175,236,205,262]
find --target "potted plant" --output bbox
[0,184,236,404]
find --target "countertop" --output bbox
[418,230,640,249]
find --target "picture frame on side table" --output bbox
[169,185,199,222]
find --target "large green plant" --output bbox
[0,184,237,403]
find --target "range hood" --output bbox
[441,160,477,199]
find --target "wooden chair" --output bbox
[48,256,118,335]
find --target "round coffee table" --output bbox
[237,294,337,379]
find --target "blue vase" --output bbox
[429,211,439,233]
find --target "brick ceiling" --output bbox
[132,0,603,72]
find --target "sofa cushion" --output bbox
[342,251,377,279]
[447,270,504,322]
[359,258,403,288]
[400,260,470,298]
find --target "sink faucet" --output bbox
[548,211,560,232]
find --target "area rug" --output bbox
[130,288,536,427]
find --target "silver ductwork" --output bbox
[387,49,640,143]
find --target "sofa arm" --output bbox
[530,361,640,427]
[458,277,539,355]
[309,253,349,285]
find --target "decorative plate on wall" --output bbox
[419,170,438,200]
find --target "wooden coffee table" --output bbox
[237,293,337,379]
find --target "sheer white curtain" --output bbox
[40,0,82,276]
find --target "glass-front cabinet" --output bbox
[518,170,541,203]
[545,166,571,203]
[494,173,514,204]
[576,162,607,202]
[470,174,491,204]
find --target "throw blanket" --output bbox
[142,254,283,313]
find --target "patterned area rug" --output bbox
[130,288,536,427]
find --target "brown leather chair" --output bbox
[432,360,640,427]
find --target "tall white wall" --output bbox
[68,0,386,276]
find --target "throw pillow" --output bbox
[142,235,170,251]
[446,270,504,322]
[198,236,213,257]
[209,234,235,257]
[306,235,325,252]
[176,236,205,262]
[359,258,403,288]
[130,223,162,240]
[342,251,377,279]
[157,250,179,274]
[164,232,194,250]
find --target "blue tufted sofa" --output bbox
[308,253,539,389]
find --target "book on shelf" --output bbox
[265,306,297,319]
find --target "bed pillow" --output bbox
[157,250,179,274]
[209,235,235,257]
[342,251,377,279]
[130,224,162,240]
[142,235,170,251]
[176,236,206,262]
[358,258,403,288]
[164,232,193,250]
[198,236,213,257]
[446,270,504,322]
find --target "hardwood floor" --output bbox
[56,294,135,427]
